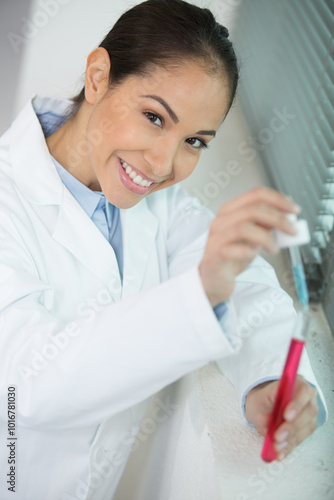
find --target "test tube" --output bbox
[261,214,311,462]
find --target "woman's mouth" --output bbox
[120,159,155,187]
[117,157,158,195]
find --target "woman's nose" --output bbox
[143,139,178,179]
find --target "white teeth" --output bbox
[133,175,152,187]
[120,159,154,188]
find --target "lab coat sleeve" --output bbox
[164,185,242,350]
[163,185,327,424]
[0,219,236,432]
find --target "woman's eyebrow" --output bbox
[141,95,217,137]
[141,94,179,123]
[196,130,216,137]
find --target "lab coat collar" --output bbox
[10,95,159,294]
[11,95,73,206]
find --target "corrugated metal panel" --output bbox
[233,0,334,312]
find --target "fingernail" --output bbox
[285,409,297,421]
[276,441,288,452]
[285,216,298,233]
[285,195,301,213]
[277,451,286,461]
[291,203,301,214]
[288,222,298,234]
[277,430,289,442]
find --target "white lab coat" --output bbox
[0,96,326,500]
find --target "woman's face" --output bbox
[84,59,230,209]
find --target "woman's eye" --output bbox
[145,112,163,127]
[186,138,208,150]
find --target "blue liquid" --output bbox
[292,264,309,310]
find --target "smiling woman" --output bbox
[46,0,236,208]
[47,60,228,207]
[0,1,327,499]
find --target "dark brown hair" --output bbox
[70,0,239,115]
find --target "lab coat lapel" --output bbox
[52,189,122,297]
[11,98,63,206]
[121,199,159,298]
[52,194,161,301]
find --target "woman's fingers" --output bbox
[216,243,261,260]
[218,186,300,216]
[216,203,298,238]
[274,401,318,460]
[245,377,319,460]
[211,207,296,254]
[214,221,275,254]
[273,377,319,460]
[283,378,318,422]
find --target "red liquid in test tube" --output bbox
[261,313,310,462]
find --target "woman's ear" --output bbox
[84,47,111,105]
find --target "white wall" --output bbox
[0,0,33,134]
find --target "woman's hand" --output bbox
[245,376,319,460]
[198,186,300,306]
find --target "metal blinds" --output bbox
[232,0,334,326]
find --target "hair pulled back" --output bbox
[71,0,238,114]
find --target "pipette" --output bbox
[261,214,311,462]
[289,245,309,312]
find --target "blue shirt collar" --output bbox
[52,155,105,219]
